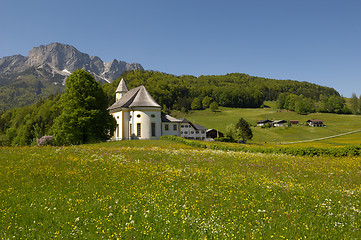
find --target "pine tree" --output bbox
[235,118,253,142]
[350,93,359,114]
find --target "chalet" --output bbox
[257,120,273,126]
[180,119,207,140]
[272,120,288,127]
[206,129,224,139]
[289,120,299,125]
[307,119,324,127]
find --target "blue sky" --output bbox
[1,0,360,97]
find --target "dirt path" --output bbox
[280,129,361,144]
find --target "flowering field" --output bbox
[1,140,361,239]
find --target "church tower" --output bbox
[115,78,128,101]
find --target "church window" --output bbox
[173,124,177,131]
[137,123,141,137]
[165,124,169,131]
[196,131,199,134]
[116,124,120,138]
[185,131,188,134]
[130,123,132,136]
[191,131,194,134]
[181,131,183,134]
[151,123,156,137]
[181,125,184,128]
[151,114,155,118]
[137,114,141,118]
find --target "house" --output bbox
[108,78,182,140]
[290,120,299,125]
[272,120,288,127]
[180,119,207,140]
[307,119,324,127]
[206,129,224,139]
[257,120,273,126]
[161,113,182,137]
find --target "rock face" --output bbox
[0,42,144,83]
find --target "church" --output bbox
[108,79,182,140]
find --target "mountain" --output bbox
[0,43,143,111]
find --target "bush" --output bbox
[37,135,54,146]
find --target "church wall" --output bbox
[111,109,130,140]
[111,111,123,140]
[130,107,161,140]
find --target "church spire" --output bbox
[115,78,128,101]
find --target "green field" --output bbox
[1,140,361,239]
[173,102,361,146]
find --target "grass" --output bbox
[172,101,361,145]
[1,140,361,239]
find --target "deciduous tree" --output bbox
[52,70,116,145]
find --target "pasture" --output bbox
[1,140,360,239]
[174,103,361,145]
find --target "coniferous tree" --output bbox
[235,118,253,142]
[350,93,359,114]
[52,69,116,145]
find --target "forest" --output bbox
[0,70,344,146]
[103,71,339,111]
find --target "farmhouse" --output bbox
[272,120,288,127]
[257,120,273,126]
[290,120,299,125]
[180,119,207,140]
[307,119,324,127]
[108,79,183,140]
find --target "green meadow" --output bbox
[1,140,361,239]
[173,102,361,146]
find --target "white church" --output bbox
[108,79,208,140]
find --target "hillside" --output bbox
[104,71,340,111]
[174,102,361,145]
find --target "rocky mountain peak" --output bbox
[0,42,144,83]
[27,42,91,72]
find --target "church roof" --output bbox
[116,78,128,93]
[108,85,161,110]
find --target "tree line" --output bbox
[276,92,361,114]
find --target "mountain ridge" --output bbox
[0,42,144,84]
